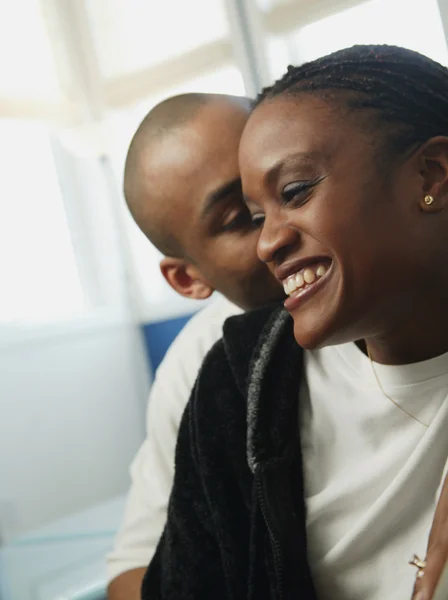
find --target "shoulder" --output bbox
[161,297,242,365]
[154,297,241,382]
[191,301,286,411]
[187,301,289,466]
[146,298,242,427]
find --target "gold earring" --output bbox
[424,195,435,205]
[409,554,427,579]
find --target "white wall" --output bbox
[0,318,150,543]
[438,0,448,45]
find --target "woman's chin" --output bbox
[293,327,327,350]
[291,306,341,350]
[286,264,342,349]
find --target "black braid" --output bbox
[257,45,448,156]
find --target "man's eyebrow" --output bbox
[201,178,243,220]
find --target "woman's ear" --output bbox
[419,136,448,213]
[160,257,214,300]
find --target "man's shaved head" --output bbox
[122,91,283,310]
[124,93,252,257]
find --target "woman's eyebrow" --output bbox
[265,152,321,187]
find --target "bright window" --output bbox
[296,0,448,65]
[86,0,231,78]
[0,121,84,323]
[265,0,448,80]
[0,0,60,99]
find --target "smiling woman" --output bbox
[142,45,448,600]
[240,45,448,359]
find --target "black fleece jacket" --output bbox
[142,303,319,600]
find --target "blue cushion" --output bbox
[142,313,194,375]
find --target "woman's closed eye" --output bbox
[281,176,323,206]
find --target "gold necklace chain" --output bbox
[367,347,429,429]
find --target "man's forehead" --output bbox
[143,97,248,162]
[143,118,242,190]
[142,128,201,172]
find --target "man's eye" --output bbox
[251,213,265,228]
[220,210,252,232]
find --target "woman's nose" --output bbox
[257,211,299,264]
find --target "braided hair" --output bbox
[257,45,448,158]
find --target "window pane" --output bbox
[265,0,448,80]
[0,121,84,323]
[259,0,290,7]
[107,66,246,318]
[86,0,231,78]
[0,0,60,98]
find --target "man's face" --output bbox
[137,98,284,310]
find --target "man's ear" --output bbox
[418,136,448,213]
[160,257,214,300]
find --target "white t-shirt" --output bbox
[302,341,448,600]
[107,296,242,583]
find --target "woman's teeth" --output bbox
[283,263,329,296]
